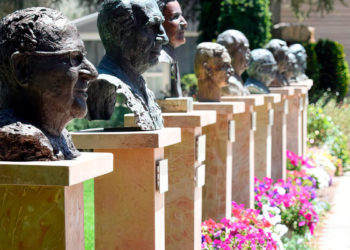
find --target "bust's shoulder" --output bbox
[0,121,57,161]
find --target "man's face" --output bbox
[123,0,168,73]
[276,45,290,73]
[295,50,307,71]
[24,25,97,121]
[163,1,187,48]
[208,51,234,87]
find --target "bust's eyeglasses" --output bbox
[18,50,85,67]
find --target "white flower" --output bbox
[276,187,286,195]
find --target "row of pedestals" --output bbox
[0,81,312,250]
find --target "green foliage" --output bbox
[197,0,222,43]
[304,40,350,104]
[66,106,129,132]
[217,0,272,49]
[314,39,350,103]
[282,232,312,250]
[84,179,94,250]
[181,73,198,98]
[303,43,321,104]
[307,104,350,169]
[289,0,347,21]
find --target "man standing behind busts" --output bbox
[87,0,168,130]
[157,0,188,97]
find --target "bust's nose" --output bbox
[156,25,169,45]
[79,57,98,81]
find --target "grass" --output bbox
[84,179,94,250]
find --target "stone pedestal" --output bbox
[194,102,245,221]
[156,98,216,250]
[0,153,113,250]
[221,96,264,208]
[270,87,295,180]
[72,129,181,250]
[291,80,313,156]
[252,94,281,179]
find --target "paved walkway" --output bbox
[314,174,350,250]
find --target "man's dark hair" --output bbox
[157,0,176,12]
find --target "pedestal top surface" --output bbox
[269,87,295,96]
[193,102,245,115]
[290,79,313,89]
[252,94,281,103]
[72,127,181,149]
[0,152,113,186]
[162,110,216,128]
[221,95,265,106]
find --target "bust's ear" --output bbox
[10,52,30,88]
[203,62,212,78]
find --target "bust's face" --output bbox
[163,1,187,48]
[23,25,97,120]
[122,0,168,73]
[231,41,250,76]
[208,51,234,87]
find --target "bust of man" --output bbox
[195,42,236,102]
[244,49,278,94]
[157,0,188,97]
[285,52,298,83]
[0,7,97,161]
[289,43,308,81]
[265,39,289,87]
[87,0,168,130]
[216,29,250,96]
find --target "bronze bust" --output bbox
[0,7,97,161]
[195,42,234,102]
[244,49,277,94]
[265,39,289,87]
[216,29,250,96]
[157,0,188,97]
[87,0,168,130]
[289,43,308,81]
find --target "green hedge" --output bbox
[197,0,271,48]
[217,0,272,49]
[306,39,350,103]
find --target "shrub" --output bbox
[307,104,350,170]
[314,39,350,103]
[181,73,198,98]
[303,42,321,103]
[197,0,222,43]
[217,0,272,49]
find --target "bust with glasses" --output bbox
[244,49,278,94]
[87,0,168,130]
[0,7,97,161]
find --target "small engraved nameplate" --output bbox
[251,112,257,131]
[284,100,289,114]
[228,120,235,142]
[156,159,168,194]
[196,135,206,163]
[196,164,206,187]
[269,109,274,126]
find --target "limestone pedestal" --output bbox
[221,96,264,208]
[291,80,313,156]
[0,153,113,250]
[252,94,281,179]
[270,87,295,180]
[155,98,216,250]
[72,129,181,250]
[194,102,245,221]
